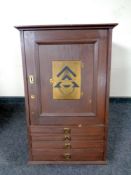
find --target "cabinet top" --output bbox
[15,23,118,31]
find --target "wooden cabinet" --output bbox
[16,24,117,164]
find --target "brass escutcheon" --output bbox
[29,75,34,84]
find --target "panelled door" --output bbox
[24,29,108,125]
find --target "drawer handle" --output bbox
[64,153,71,160]
[64,143,71,149]
[64,135,71,141]
[64,128,71,134]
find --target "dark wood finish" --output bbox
[16,24,117,164]
[31,134,105,141]
[32,149,104,161]
[28,160,107,164]
[15,23,118,30]
[32,140,104,149]
[30,125,105,135]
[20,32,33,160]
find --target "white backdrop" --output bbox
[0,0,131,97]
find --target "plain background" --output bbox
[0,0,131,97]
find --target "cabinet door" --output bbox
[24,29,108,125]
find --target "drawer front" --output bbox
[31,134,105,141]
[30,125,105,136]
[30,125,105,161]
[32,140,104,149]
[32,149,103,161]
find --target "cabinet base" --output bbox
[28,160,107,165]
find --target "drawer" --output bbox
[31,134,105,141]
[32,140,104,149]
[30,125,105,136]
[32,149,104,161]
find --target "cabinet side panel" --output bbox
[104,29,113,160]
[20,31,32,161]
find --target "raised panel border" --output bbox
[34,39,98,118]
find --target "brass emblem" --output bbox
[51,61,81,99]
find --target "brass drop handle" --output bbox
[64,153,71,160]
[64,143,71,149]
[64,135,71,141]
[64,128,71,134]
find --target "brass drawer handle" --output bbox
[64,153,71,160]
[64,135,71,141]
[64,128,71,134]
[64,143,71,149]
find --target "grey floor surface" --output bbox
[0,102,131,175]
